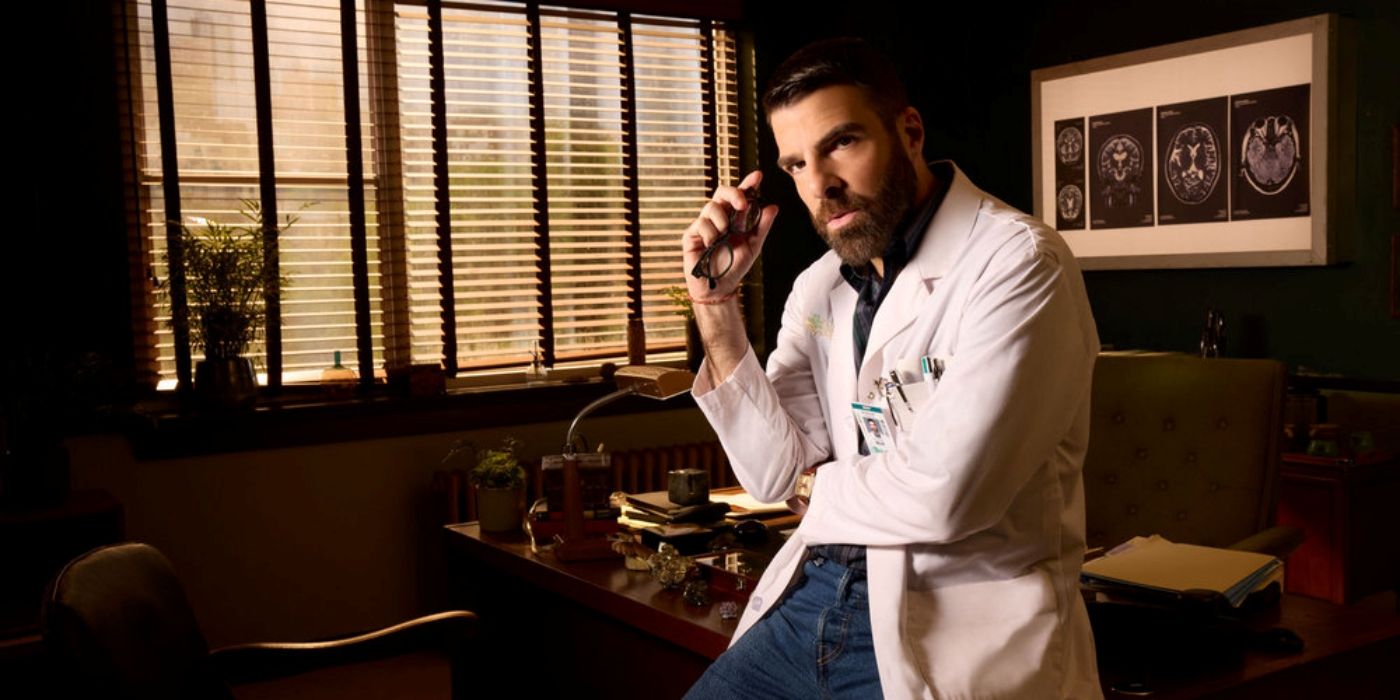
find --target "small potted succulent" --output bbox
[470,437,526,533]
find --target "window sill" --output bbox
[125,369,699,460]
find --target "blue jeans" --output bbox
[683,555,883,699]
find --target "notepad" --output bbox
[1081,536,1282,607]
[708,489,789,516]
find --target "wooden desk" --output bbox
[1276,452,1400,603]
[445,523,733,698]
[1093,592,1400,698]
[446,524,1400,699]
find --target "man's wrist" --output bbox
[692,293,744,332]
[693,298,747,387]
[689,287,740,306]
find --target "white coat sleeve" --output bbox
[800,237,1097,546]
[692,270,832,504]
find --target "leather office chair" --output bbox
[41,542,478,699]
[1084,352,1304,558]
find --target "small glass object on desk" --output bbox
[648,542,696,589]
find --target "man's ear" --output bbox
[895,106,926,160]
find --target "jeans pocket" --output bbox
[815,607,852,665]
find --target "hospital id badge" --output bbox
[851,402,892,453]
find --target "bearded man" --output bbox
[679,37,1103,699]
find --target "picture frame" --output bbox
[1031,14,1352,270]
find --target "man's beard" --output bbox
[813,148,918,268]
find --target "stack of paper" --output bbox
[1081,535,1282,607]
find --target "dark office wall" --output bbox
[18,2,131,358]
[7,3,133,402]
[749,0,1399,380]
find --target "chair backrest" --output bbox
[1083,353,1285,551]
[42,542,231,699]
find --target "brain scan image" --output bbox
[1056,126,1084,166]
[1241,115,1301,195]
[1057,184,1083,221]
[1096,135,1143,208]
[1165,123,1221,205]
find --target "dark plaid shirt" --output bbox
[842,164,950,377]
[810,164,950,572]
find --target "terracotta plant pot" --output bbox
[477,486,523,533]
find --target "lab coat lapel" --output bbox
[859,163,985,377]
[860,263,931,371]
[828,281,859,458]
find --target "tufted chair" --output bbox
[41,542,479,699]
[1083,352,1303,559]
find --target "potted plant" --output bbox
[470,437,526,533]
[166,200,296,409]
[663,285,702,372]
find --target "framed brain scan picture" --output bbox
[1031,14,1352,269]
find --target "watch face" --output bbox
[795,470,815,503]
[1164,123,1222,205]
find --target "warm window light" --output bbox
[129,0,744,387]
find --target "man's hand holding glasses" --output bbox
[681,170,779,304]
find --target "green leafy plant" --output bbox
[662,285,694,321]
[164,200,299,361]
[470,437,525,490]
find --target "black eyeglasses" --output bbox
[690,187,763,290]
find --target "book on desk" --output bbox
[623,490,730,524]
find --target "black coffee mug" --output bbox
[668,468,709,506]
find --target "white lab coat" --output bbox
[693,163,1103,699]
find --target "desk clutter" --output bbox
[609,486,783,611]
[521,480,792,610]
[433,441,736,525]
[433,439,791,613]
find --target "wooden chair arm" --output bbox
[210,610,478,685]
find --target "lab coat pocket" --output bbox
[887,380,926,430]
[904,569,1063,699]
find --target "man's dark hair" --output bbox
[762,37,909,125]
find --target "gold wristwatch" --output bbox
[795,466,818,505]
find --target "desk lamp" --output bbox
[553,365,694,562]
